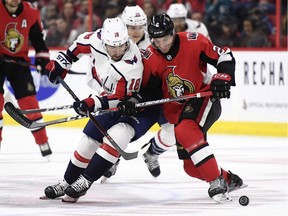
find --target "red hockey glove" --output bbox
[44,52,72,84]
[210,73,232,101]
[35,52,50,75]
[117,93,142,116]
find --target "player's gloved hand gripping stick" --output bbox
[55,76,150,160]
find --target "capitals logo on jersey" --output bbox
[124,55,138,65]
[1,23,24,53]
[166,66,195,98]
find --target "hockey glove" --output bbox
[44,52,72,84]
[210,73,232,101]
[117,92,142,116]
[35,52,50,75]
[73,96,102,116]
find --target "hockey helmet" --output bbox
[148,14,174,39]
[167,3,188,18]
[101,17,129,46]
[121,5,147,26]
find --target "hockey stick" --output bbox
[0,57,86,75]
[19,104,74,114]
[4,102,117,128]
[6,91,213,127]
[5,90,212,126]
[135,91,213,108]
[56,76,148,160]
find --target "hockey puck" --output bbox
[239,195,249,206]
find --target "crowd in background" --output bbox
[27,0,287,48]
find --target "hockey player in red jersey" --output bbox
[0,0,51,157]
[118,14,245,203]
[101,5,176,182]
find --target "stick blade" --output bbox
[4,102,32,128]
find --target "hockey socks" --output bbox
[64,161,86,185]
[18,96,48,144]
[82,153,114,182]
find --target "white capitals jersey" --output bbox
[137,31,151,51]
[68,29,143,109]
[185,18,210,40]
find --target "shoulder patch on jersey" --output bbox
[124,55,138,65]
[142,48,153,59]
[187,32,198,41]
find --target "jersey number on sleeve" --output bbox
[129,78,141,91]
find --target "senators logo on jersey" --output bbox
[1,23,24,53]
[166,66,195,98]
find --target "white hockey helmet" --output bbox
[121,5,147,26]
[101,17,129,46]
[167,3,188,18]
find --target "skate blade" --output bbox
[43,155,51,162]
[62,195,79,203]
[229,183,248,193]
[100,177,109,184]
[212,192,233,203]
[39,195,62,200]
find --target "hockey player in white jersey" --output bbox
[167,3,210,39]
[43,17,160,202]
[121,5,150,51]
[100,5,176,182]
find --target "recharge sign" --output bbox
[5,56,59,101]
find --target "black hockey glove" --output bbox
[35,52,50,75]
[117,93,142,116]
[44,52,72,84]
[210,73,232,101]
[73,97,95,116]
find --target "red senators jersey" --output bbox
[142,32,235,124]
[0,1,48,61]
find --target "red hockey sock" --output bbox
[183,159,204,180]
[175,119,220,182]
[18,96,48,144]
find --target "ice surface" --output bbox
[0,126,287,216]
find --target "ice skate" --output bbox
[101,159,120,183]
[227,170,248,192]
[44,179,69,199]
[64,174,93,199]
[39,142,52,159]
[143,149,160,178]
[208,176,232,203]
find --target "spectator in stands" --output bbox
[41,2,58,29]
[240,18,270,47]
[46,17,79,47]
[103,1,121,19]
[248,7,274,35]
[92,0,105,20]
[213,17,242,47]
[75,0,102,33]
[137,0,172,14]
[190,11,204,22]
[61,1,81,32]
[204,0,236,40]
[142,0,157,24]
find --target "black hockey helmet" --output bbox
[148,14,174,39]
